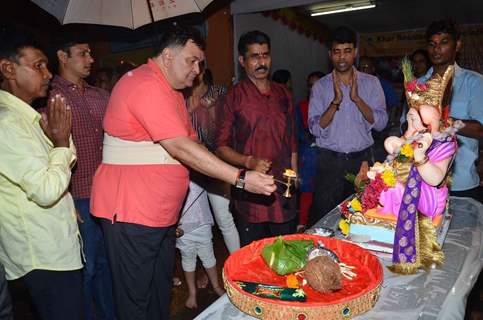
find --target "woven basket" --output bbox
[223,234,383,320]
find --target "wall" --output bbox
[234,12,329,103]
[205,5,234,87]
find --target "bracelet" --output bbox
[235,169,247,189]
[234,169,241,185]
[330,101,340,110]
[414,155,429,167]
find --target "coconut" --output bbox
[304,256,342,293]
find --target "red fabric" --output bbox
[216,79,297,223]
[298,192,313,225]
[298,100,309,129]
[48,76,109,199]
[91,59,197,227]
[224,234,383,305]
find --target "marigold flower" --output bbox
[286,274,299,288]
[382,170,396,187]
[400,144,414,158]
[339,219,350,236]
[350,198,362,212]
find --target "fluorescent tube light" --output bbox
[311,2,375,17]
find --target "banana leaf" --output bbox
[261,237,314,275]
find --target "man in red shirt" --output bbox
[216,31,298,246]
[50,39,114,320]
[90,25,275,320]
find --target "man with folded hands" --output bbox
[308,26,387,225]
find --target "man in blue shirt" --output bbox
[308,27,387,224]
[420,20,483,200]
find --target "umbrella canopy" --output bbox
[31,0,214,29]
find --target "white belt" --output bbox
[102,133,180,165]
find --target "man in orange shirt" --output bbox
[90,25,275,320]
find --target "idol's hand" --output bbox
[244,171,276,195]
[413,132,433,161]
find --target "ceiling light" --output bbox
[310,0,376,17]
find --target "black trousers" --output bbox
[235,214,296,247]
[450,187,482,202]
[0,264,12,320]
[100,219,176,320]
[308,148,371,226]
[22,269,83,320]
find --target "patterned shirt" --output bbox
[216,79,297,224]
[49,76,109,199]
[191,85,226,151]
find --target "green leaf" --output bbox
[344,172,356,185]
[261,238,314,275]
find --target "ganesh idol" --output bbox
[349,59,462,274]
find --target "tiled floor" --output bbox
[8,227,483,320]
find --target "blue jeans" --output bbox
[75,199,115,320]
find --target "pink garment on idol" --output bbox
[378,139,456,218]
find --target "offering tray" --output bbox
[223,234,383,319]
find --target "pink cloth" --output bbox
[378,139,456,218]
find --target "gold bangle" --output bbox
[414,155,429,167]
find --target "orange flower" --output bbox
[286,274,299,288]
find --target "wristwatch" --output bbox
[235,169,247,189]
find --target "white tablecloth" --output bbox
[195,197,483,320]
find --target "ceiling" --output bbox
[299,0,483,33]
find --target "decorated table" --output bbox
[195,197,483,320]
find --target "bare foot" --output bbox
[213,286,225,296]
[197,273,208,289]
[185,295,198,309]
[173,277,182,287]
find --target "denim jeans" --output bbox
[75,199,115,320]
